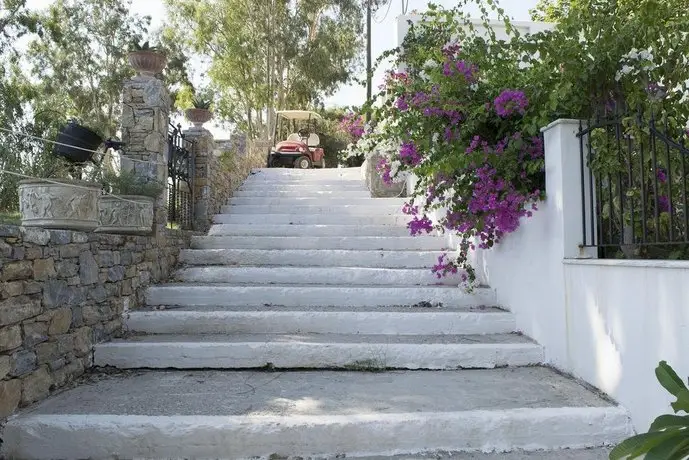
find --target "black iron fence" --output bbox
[168,123,195,230]
[578,110,689,259]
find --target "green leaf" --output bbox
[656,361,688,398]
[610,431,684,459]
[644,430,689,460]
[650,415,689,432]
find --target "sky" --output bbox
[25,0,541,137]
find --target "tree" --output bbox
[26,0,150,137]
[166,0,366,139]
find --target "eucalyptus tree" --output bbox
[166,0,366,139]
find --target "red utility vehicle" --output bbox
[267,110,325,169]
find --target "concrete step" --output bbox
[173,266,460,286]
[191,236,447,251]
[233,189,372,198]
[207,223,417,237]
[145,284,494,308]
[221,204,404,215]
[2,368,632,459]
[126,306,515,335]
[358,450,612,459]
[239,182,367,190]
[213,213,410,225]
[229,196,407,206]
[179,249,445,268]
[94,333,543,369]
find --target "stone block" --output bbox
[36,341,59,364]
[0,378,21,417]
[79,251,99,285]
[72,232,88,243]
[0,224,20,237]
[55,259,78,278]
[48,307,72,335]
[73,327,92,355]
[33,258,56,280]
[67,275,81,286]
[24,281,42,295]
[20,227,51,245]
[96,250,116,267]
[1,260,33,281]
[1,280,24,298]
[43,279,85,309]
[24,246,42,260]
[0,354,10,379]
[21,366,52,405]
[0,325,22,352]
[8,245,24,260]
[89,285,108,303]
[10,349,37,377]
[59,244,82,259]
[0,296,42,326]
[48,357,66,371]
[49,230,72,245]
[22,321,48,347]
[53,358,84,388]
[107,265,125,282]
[82,304,112,326]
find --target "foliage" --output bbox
[346,0,689,288]
[102,168,165,197]
[610,361,689,460]
[165,0,367,139]
[192,96,212,110]
[26,0,150,138]
[131,40,159,52]
[316,107,353,168]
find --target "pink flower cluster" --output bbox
[339,112,365,140]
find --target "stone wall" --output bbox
[0,225,190,418]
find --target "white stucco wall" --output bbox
[470,121,689,432]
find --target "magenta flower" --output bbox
[399,141,422,166]
[494,90,529,118]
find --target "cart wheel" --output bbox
[295,156,312,169]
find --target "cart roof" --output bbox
[276,110,322,120]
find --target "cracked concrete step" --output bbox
[180,249,445,268]
[233,189,372,198]
[173,266,461,286]
[213,213,410,225]
[239,182,367,190]
[207,224,419,237]
[221,204,405,215]
[94,333,543,369]
[191,236,447,251]
[2,368,632,459]
[145,284,493,308]
[358,449,612,459]
[126,306,515,335]
[229,196,407,206]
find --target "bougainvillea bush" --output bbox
[345,0,689,288]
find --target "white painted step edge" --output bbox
[190,236,446,251]
[125,310,517,335]
[2,407,633,460]
[220,205,404,215]
[94,341,544,369]
[173,266,461,286]
[213,214,410,225]
[179,249,446,268]
[145,285,496,308]
[206,224,417,237]
[233,190,372,197]
[228,197,407,205]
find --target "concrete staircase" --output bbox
[2,168,632,459]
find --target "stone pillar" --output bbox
[364,151,407,198]
[542,119,597,259]
[183,126,215,232]
[120,77,170,235]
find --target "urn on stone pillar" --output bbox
[185,97,213,129]
[128,41,167,79]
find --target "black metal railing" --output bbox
[578,109,689,259]
[168,123,195,230]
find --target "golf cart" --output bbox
[267,110,326,169]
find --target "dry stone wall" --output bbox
[0,225,190,418]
